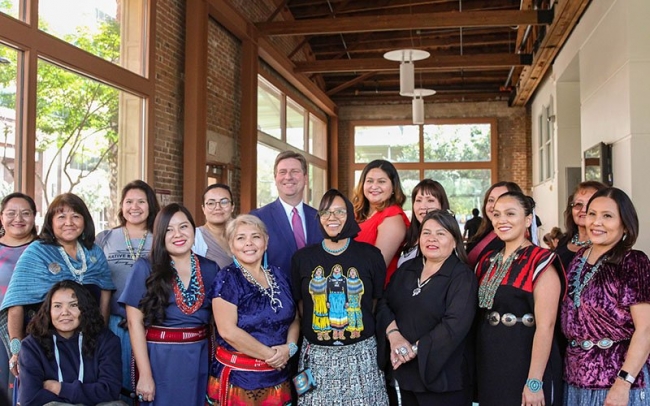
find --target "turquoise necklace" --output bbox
[322,238,350,255]
[570,233,591,247]
[570,247,606,308]
[478,244,525,309]
[123,227,148,261]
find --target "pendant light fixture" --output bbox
[383,49,430,96]
[411,88,436,125]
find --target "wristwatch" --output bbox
[288,342,299,357]
[617,369,635,384]
[9,338,21,356]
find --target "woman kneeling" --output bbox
[19,280,124,406]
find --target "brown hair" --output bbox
[352,160,406,221]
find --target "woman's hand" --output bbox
[521,384,545,406]
[388,331,416,369]
[136,374,156,403]
[266,345,290,371]
[604,379,631,406]
[9,354,19,377]
[43,380,61,395]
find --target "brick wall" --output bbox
[206,19,242,211]
[337,101,532,197]
[153,0,185,203]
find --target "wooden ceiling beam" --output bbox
[512,0,589,106]
[290,0,519,19]
[326,72,377,96]
[257,10,553,36]
[295,53,533,73]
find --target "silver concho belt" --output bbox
[486,311,535,327]
[569,338,620,350]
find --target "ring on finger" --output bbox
[137,394,144,401]
[9,361,15,369]
[399,346,408,356]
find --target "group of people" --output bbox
[0,151,647,406]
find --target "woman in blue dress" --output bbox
[119,203,218,406]
[208,214,297,405]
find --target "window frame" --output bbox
[0,0,155,196]
[256,72,328,208]
[350,118,498,186]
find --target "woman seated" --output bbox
[377,210,477,405]
[209,214,298,405]
[18,281,123,406]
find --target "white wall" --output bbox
[530,0,650,252]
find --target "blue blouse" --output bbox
[210,264,296,390]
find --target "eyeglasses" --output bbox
[2,210,34,220]
[318,209,347,219]
[204,198,232,210]
[570,202,586,211]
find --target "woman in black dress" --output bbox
[377,210,477,405]
[475,192,565,406]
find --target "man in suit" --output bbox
[251,151,323,278]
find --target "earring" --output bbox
[622,233,627,241]
[263,251,268,269]
[0,225,5,237]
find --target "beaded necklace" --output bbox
[171,254,205,315]
[58,242,87,283]
[570,247,606,308]
[322,238,350,255]
[478,244,525,309]
[123,227,148,261]
[570,233,591,247]
[233,257,283,313]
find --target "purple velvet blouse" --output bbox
[561,249,650,389]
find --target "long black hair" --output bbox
[587,187,638,265]
[139,203,196,325]
[27,280,104,359]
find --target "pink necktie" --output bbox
[292,207,306,249]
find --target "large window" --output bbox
[1,1,152,231]
[353,121,496,221]
[39,0,147,76]
[0,43,19,196]
[256,75,327,208]
[537,100,554,182]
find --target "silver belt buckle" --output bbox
[571,338,615,350]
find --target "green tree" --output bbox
[35,19,120,213]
